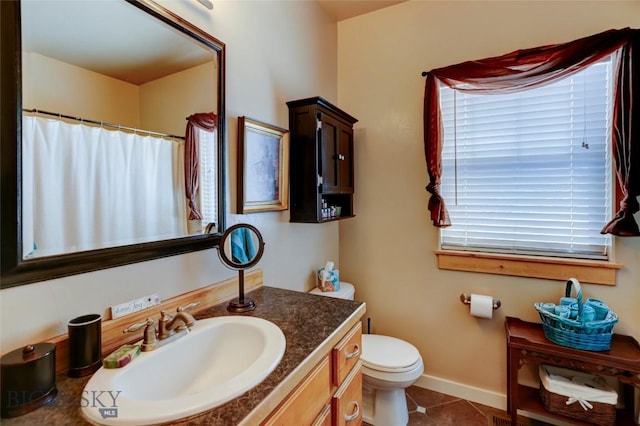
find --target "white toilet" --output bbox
[310,282,424,426]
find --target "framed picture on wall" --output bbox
[237,116,289,213]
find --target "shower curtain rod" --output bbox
[22,108,185,140]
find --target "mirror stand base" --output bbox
[227,298,256,313]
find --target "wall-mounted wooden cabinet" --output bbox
[287,97,358,223]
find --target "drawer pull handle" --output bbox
[345,344,360,359]
[344,401,360,422]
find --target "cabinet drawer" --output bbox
[332,322,362,386]
[311,403,332,426]
[263,356,331,426]
[332,361,363,426]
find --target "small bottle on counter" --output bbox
[321,199,328,220]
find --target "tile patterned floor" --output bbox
[362,386,553,426]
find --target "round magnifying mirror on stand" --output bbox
[217,223,265,312]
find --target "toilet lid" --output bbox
[361,334,421,373]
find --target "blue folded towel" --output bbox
[554,305,570,319]
[586,298,610,321]
[231,228,257,264]
[541,303,556,313]
[559,297,577,306]
[579,304,596,322]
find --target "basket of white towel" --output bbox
[539,364,618,426]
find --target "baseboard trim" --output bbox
[414,374,506,410]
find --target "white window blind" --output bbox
[198,128,218,226]
[439,58,614,260]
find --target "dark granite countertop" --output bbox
[2,286,365,425]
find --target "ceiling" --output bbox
[21,0,405,86]
[22,1,213,85]
[316,0,408,21]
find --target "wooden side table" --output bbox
[505,316,640,426]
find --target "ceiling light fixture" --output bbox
[196,0,213,10]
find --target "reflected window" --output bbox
[198,127,218,229]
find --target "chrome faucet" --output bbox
[123,302,200,352]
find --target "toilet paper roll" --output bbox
[470,294,494,319]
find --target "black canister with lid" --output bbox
[1,342,58,418]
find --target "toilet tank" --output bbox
[309,282,355,300]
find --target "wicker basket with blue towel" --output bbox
[534,278,618,351]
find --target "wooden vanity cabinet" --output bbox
[332,322,363,425]
[262,322,363,426]
[312,404,332,426]
[332,321,362,386]
[263,356,332,426]
[332,362,363,426]
[287,97,358,223]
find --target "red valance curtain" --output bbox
[185,113,217,220]
[423,28,640,236]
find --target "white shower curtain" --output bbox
[22,116,187,258]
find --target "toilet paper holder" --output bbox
[460,293,501,310]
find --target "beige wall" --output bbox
[140,62,217,136]
[0,0,339,354]
[23,52,216,137]
[338,0,640,397]
[23,52,140,126]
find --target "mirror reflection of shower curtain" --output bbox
[21,116,187,258]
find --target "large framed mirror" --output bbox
[0,0,226,288]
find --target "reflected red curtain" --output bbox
[423,28,640,236]
[185,113,217,220]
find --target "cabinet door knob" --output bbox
[345,344,360,359]
[337,154,345,161]
[344,401,360,422]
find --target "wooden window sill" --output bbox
[435,250,623,286]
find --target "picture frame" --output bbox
[237,116,289,213]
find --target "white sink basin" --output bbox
[81,316,286,425]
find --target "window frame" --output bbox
[435,59,623,285]
[435,250,622,285]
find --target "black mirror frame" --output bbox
[0,0,226,289]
